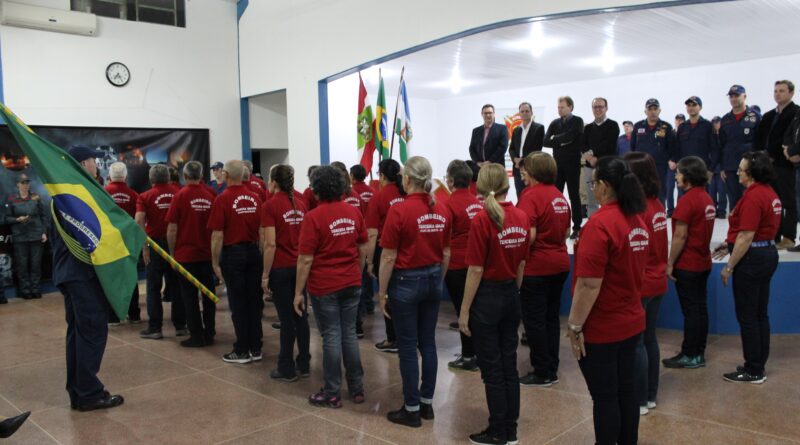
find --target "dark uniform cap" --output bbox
[211,162,224,170]
[711,116,721,123]
[645,98,660,108]
[675,114,686,121]
[685,96,703,106]
[68,145,105,163]
[727,85,746,96]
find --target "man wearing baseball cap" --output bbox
[719,85,760,208]
[631,98,677,205]
[50,145,124,411]
[673,96,718,202]
[209,161,226,195]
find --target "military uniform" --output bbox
[719,106,760,208]
[4,192,48,298]
[631,119,677,204]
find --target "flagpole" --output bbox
[388,66,405,161]
[146,237,220,304]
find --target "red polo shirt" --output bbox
[365,183,405,236]
[352,181,375,204]
[136,183,176,238]
[672,187,715,272]
[207,184,261,245]
[572,202,646,344]
[298,201,368,296]
[302,187,318,211]
[445,188,483,270]
[261,191,307,268]
[343,190,365,215]
[726,182,782,243]
[466,202,530,281]
[641,197,668,297]
[246,181,267,202]
[105,180,138,218]
[165,183,215,262]
[516,183,571,276]
[380,193,451,269]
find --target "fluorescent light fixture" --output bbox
[582,40,629,73]
[502,21,563,57]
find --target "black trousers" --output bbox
[519,273,567,378]
[61,277,109,405]
[732,245,778,375]
[772,165,798,242]
[555,156,582,231]
[635,295,663,405]
[179,261,216,343]
[12,240,42,295]
[578,334,640,445]
[146,238,184,331]
[470,280,520,438]
[674,269,711,356]
[374,245,395,342]
[270,266,310,376]
[444,268,474,357]
[221,243,264,354]
[512,166,525,199]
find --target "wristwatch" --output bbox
[725,265,734,273]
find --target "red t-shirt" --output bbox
[165,183,215,262]
[105,181,138,218]
[343,190,365,215]
[734,111,746,122]
[466,202,530,281]
[136,183,176,238]
[572,202,646,344]
[641,197,668,297]
[445,188,483,270]
[726,182,782,243]
[672,187,715,272]
[352,181,375,204]
[207,184,261,245]
[302,187,318,210]
[261,191,307,268]
[246,181,267,202]
[516,183,571,276]
[380,193,451,269]
[298,201,368,296]
[365,183,405,236]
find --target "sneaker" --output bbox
[250,350,263,361]
[776,238,795,250]
[520,332,528,346]
[549,374,560,384]
[139,328,163,339]
[724,370,766,384]
[661,352,686,367]
[308,389,342,408]
[640,406,649,416]
[420,402,434,420]
[374,340,398,353]
[222,351,252,364]
[175,328,190,337]
[647,401,657,409]
[448,355,479,372]
[270,369,299,382]
[108,321,122,327]
[356,324,365,339]
[351,391,366,404]
[665,354,705,369]
[271,322,281,331]
[507,429,519,445]
[468,427,506,445]
[296,366,310,378]
[520,372,554,387]
[387,406,421,428]
[180,338,206,348]
[449,321,459,330]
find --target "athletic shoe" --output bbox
[387,406,421,428]
[549,374,560,384]
[449,321,459,330]
[270,369,299,382]
[296,366,310,378]
[640,406,649,416]
[356,324,365,339]
[250,350,263,361]
[507,428,519,445]
[647,401,657,409]
[175,328,190,337]
[448,355,479,372]
[139,328,163,339]
[108,321,121,327]
[724,370,766,384]
[271,322,281,331]
[222,351,252,364]
[420,402,434,420]
[374,339,398,353]
[665,354,705,369]
[661,352,686,367]
[308,389,342,408]
[736,365,764,375]
[180,338,206,348]
[351,391,366,404]
[468,427,506,445]
[520,372,554,387]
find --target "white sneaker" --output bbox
[639,406,649,416]
[647,401,657,409]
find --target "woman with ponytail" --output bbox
[261,164,310,382]
[366,159,406,353]
[377,156,451,428]
[457,163,530,445]
[567,156,647,445]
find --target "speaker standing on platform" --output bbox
[509,102,544,198]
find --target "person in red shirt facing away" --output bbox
[713,151,780,384]
[243,159,268,198]
[292,166,368,408]
[517,152,571,388]
[165,161,217,348]
[208,160,265,364]
[366,159,406,353]
[350,163,377,318]
[301,165,319,211]
[442,160,483,372]
[567,157,647,445]
[260,165,310,382]
[104,162,142,324]
[624,152,668,415]
[457,164,529,445]
[242,165,267,202]
[663,156,716,370]
[377,156,451,428]
[135,164,186,340]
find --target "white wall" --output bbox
[249,91,288,150]
[238,0,672,188]
[0,0,242,163]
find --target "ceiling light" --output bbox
[501,21,563,57]
[581,40,629,73]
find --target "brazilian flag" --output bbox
[0,103,145,319]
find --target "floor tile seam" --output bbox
[542,386,592,400]
[126,341,208,374]
[654,409,800,443]
[200,370,318,414]
[542,415,593,444]
[211,412,313,445]
[0,392,63,444]
[0,342,130,372]
[305,411,398,445]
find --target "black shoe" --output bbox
[420,402,434,420]
[180,338,206,348]
[139,328,163,339]
[520,332,528,346]
[723,370,766,384]
[296,366,310,378]
[448,355,479,372]
[520,372,554,387]
[175,327,190,337]
[661,352,685,368]
[78,393,124,412]
[270,368,299,382]
[507,428,519,445]
[0,411,30,438]
[271,322,281,331]
[356,324,365,339]
[569,229,580,240]
[32,292,42,299]
[468,427,506,445]
[387,406,421,428]
[788,244,800,252]
[716,211,726,219]
[250,350,263,361]
[204,336,215,346]
[449,321,459,330]
[374,340,398,353]
[20,293,32,300]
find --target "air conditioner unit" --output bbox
[0,1,97,36]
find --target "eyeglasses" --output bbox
[18,180,30,184]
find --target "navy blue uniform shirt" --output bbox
[631,119,676,169]
[719,107,759,171]
[674,117,718,170]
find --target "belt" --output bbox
[750,240,775,248]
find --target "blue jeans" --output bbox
[635,295,663,405]
[220,243,264,354]
[389,265,442,410]
[310,286,363,398]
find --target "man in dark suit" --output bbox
[543,96,584,238]
[469,104,509,166]
[509,102,545,197]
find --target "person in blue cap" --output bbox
[209,161,227,194]
[51,145,124,411]
[631,98,677,205]
[719,85,760,209]
[672,96,718,201]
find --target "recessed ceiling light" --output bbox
[501,21,563,57]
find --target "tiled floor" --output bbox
[1,284,798,444]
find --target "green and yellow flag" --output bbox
[0,103,145,319]
[375,72,391,160]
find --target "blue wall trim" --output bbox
[318,80,329,165]
[237,0,250,160]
